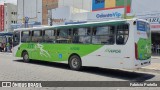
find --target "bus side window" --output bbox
[44,30,55,43]
[73,29,79,43]
[32,30,43,43]
[116,24,129,45]
[74,27,91,44]
[21,31,30,43]
[92,26,115,44]
[56,29,72,43]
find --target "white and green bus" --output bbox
[13,19,151,70]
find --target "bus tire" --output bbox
[22,51,30,63]
[69,55,82,71]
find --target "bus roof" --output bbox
[14,18,146,31]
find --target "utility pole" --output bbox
[49,10,52,26]
[124,0,127,19]
[46,4,52,26]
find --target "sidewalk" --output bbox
[0,52,12,54]
[139,56,160,73]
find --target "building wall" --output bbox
[17,0,58,25]
[0,5,4,32]
[17,0,42,25]
[4,3,17,32]
[42,0,58,25]
[131,0,160,13]
[58,0,92,12]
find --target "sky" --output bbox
[0,0,17,5]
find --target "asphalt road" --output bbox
[0,53,160,90]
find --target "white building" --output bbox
[4,3,17,32]
[58,0,92,11]
[17,0,42,25]
[17,0,92,26]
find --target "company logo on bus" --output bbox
[105,49,121,53]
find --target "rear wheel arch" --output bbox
[68,53,81,62]
[21,50,28,57]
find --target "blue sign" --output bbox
[137,21,146,31]
[25,17,29,23]
[58,54,62,59]
[96,12,122,18]
[92,0,105,11]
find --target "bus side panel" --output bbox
[17,43,103,63]
[82,20,136,69]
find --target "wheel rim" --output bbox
[71,58,79,68]
[24,53,28,60]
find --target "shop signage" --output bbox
[52,18,66,23]
[96,12,121,18]
[92,0,105,11]
[142,17,160,30]
[146,17,160,24]
[51,6,71,25]
[88,8,124,21]
[92,0,131,13]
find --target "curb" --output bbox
[136,68,160,74]
[0,52,12,55]
[152,57,160,59]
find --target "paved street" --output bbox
[1,53,160,90]
[0,52,159,81]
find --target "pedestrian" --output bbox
[6,42,10,52]
[3,43,6,52]
[1,43,4,52]
[0,42,2,52]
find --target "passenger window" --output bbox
[92,26,115,44]
[116,24,129,45]
[73,28,91,44]
[56,29,72,43]
[31,30,43,43]
[44,30,56,43]
[21,31,30,42]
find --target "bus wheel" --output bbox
[22,52,30,63]
[69,55,82,70]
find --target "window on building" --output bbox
[92,26,115,44]
[11,12,14,14]
[6,21,7,24]
[11,21,13,23]
[43,30,56,43]
[116,24,129,45]
[31,30,43,43]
